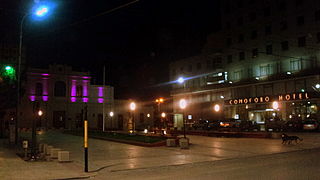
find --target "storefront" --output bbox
[224,92,319,123]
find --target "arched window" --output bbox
[54,81,66,97]
[35,83,43,96]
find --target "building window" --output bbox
[264,7,271,17]
[35,83,43,96]
[227,55,233,64]
[251,30,257,39]
[76,85,83,97]
[238,34,244,43]
[297,16,304,26]
[260,65,270,76]
[266,45,272,55]
[252,48,258,58]
[265,25,272,35]
[54,81,66,97]
[239,52,245,61]
[280,21,287,30]
[226,38,232,47]
[290,59,301,71]
[281,41,289,51]
[315,10,320,21]
[197,62,201,70]
[237,17,243,26]
[234,70,242,80]
[298,36,306,47]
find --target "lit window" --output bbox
[290,59,302,71]
[260,65,271,76]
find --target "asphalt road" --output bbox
[101,148,320,180]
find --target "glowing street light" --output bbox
[130,102,136,111]
[161,112,166,118]
[179,99,187,109]
[109,111,114,117]
[179,99,187,138]
[129,102,136,132]
[214,104,220,112]
[16,2,56,144]
[316,84,320,89]
[35,6,49,17]
[38,110,43,116]
[177,77,185,84]
[272,101,279,110]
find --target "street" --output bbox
[1,131,320,179]
[103,147,320,180]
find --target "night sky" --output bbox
[3,0,220,100]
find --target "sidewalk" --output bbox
[1,131,320,179]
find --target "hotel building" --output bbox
[170,0,320,129]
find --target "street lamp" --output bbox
[179,99,187,138]
[109,111,114,129]
[129,102,136,132]
[16,2,55,144]
[214,104,220,112]
[155,98,164,129]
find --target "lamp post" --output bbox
[129,102,136,133]
[155,98,164,129]
[109,111,114,129]
[179,99,187,138]
[16,4,52,144]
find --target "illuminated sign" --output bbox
[227,92,310,105]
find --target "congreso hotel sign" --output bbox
[227,92,312,105]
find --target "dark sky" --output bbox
[4,0,220,100]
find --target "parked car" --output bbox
[192,120,209,130]
[239,120,259,131]
[302,119,319,131]
[207,121,221,130]
[265,117,285,131]
[284,120,303,131]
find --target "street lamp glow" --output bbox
[214,104,220,112]
[177,77,185,84]
[109,111,114,117]
[5,66,12,70]
[130,102,136,111]
[179,99,187,109]
[272,101,279,110]
[35,6,49,17]
[161,112,166,118]
[316,84,320,89]
[147,113,150,118]
[38,110,43,116]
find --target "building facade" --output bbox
[170,0,320,129]
[2,64,155,132]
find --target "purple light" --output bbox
[71,97,76,102]
[29,96,35,101]
[83,80,88,97]
[41,73,49,76]
[82,97,88,103]
[98,87,104,97]
[43,78,48,96]
[98,98,104,103]
[71,80,76,97]
[82,76,89,79]
[42,96,48,101]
